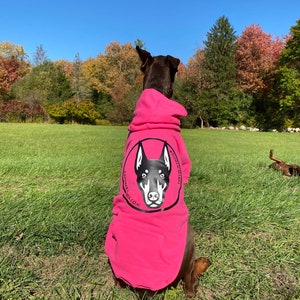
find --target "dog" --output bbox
[105,46,210,299]
[269,149,300,176]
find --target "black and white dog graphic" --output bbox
[135,141,171,208]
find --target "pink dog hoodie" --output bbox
[105,88,191,291]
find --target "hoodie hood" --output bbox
[128,89,187,132]
[105,88,191,290]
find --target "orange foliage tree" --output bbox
[82,41,142,123]
[0,42,29,100]
[235,24,285,95]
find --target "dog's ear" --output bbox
[166,55,180,82]
[136,46,153,72]
[167,55,180,69]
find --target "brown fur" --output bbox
[269,149,300,176]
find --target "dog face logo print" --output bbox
[135,141,171,209]
[122,138,182,213]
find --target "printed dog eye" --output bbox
[158,169,165,179]
[141,169,149,178]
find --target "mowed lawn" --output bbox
[0,123,299,299]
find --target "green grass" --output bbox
[0,124,299,299]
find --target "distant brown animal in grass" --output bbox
[269,149,300,176]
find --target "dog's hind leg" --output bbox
[180,225,211,297]
[183,258,211,297]
[182,265,198,297]
[177,224,199,297]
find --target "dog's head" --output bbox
[289,165,300,176]
[135,142,171,208]
[136,46,180,99]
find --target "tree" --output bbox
[0,41,28,61]
[54,59,73,77]
[82,42,142,123]
[235,24,284,95]
[0,42,29,100]
[235,24,285,129]
[32,44,48,66]
[0,56,28,100]
[185,49,206,93]
[174,49,209,128]
[134,39,145,50]
[70,53,91,101]
[279,19,300,70]
[199,16,251,126]
[12,61,72,105]
[275,67,300,126]
[275,19,300,127]
[203,16,237,91]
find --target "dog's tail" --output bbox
[269,149,284,163]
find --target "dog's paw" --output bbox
[193,257,211,278]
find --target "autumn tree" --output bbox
[235,24,284,95]
[235,24,285,129]
[107,42,140,122]
[0,57,24,100]
[174,49,210,128]
[0,42,29,100]
[0,41,28,61]
[185,49,206,93]
[83,41,142,123]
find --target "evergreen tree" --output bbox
[279,19,300,70]
[200,16,251,126]
[275,19,300,128]
[203,16,237,91]
[134,39,145,50]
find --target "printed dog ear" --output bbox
[136,46,153,72]
[160,143,171,171]
[135,142,146,172]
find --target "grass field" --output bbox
[0,123,299,300]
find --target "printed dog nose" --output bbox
[148,192,159,201]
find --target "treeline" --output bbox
[0,16,299,129]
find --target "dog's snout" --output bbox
[148,192,159,201]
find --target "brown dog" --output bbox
[269,149,300,176]
[105,46,210,299]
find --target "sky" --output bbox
[1,0,299,65]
